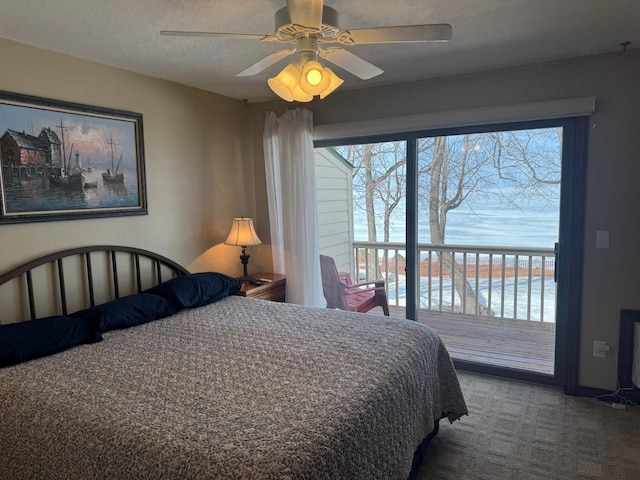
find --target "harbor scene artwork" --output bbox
[0,91,146,223]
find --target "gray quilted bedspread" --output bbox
[0,297,467,480]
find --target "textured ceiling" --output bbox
[0,0,638,102]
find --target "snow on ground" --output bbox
[386,274,557,322]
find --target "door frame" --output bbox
[315,115,589,390]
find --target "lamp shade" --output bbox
[267,63,302,102]
[224,217,262,247]
[319,67,344,99]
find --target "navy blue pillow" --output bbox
[144,272,242,308]
[71,293,177,332]
[0,316,102,367]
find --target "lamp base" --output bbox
[239,247,250,278]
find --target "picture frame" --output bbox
[0,91,147,223]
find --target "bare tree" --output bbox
[338,127,561,314]
[417,129,561,313]
[341,142,406,279]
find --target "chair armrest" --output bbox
[347,279,386,289]
[338,272,352,285]
[344,284,387,295]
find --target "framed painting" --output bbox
[0,91,147,223]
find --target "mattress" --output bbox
[0,296,467,479]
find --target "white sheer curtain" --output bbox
[263,108,323,307]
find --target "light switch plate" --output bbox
[596,230,609,249]
[593,340,609,358]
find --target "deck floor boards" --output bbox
[383,305,556,374]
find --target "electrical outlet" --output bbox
[593,340,610,358]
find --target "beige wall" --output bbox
[0,38,272,285]
[252,49,640,391]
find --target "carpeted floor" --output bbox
[418,371,640,480]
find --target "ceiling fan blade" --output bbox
[286,0,323,29]
[236,48,296,77]
[320,48,383,80]
[347,24,452,44]
[160,30,268,40]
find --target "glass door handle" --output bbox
[554,242,559,283]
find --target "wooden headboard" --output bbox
[0,246,189,324]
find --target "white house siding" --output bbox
[315,148,353,277]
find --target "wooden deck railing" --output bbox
[353,241,557,323]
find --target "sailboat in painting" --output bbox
[102,137,125,184]
[49,138,85,190]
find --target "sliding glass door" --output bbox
[414,127,562,375]
[315,116,587,387]
[316,141,407,310]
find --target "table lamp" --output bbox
[224,217,262,279]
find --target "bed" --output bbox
[0,246,467,480]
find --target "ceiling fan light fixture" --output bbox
[163,3,453,101]
[267,63,302,102]
[268,58,344,102]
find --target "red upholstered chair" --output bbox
[319,254,390,316]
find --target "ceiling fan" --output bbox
[161,0,452,102]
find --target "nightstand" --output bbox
[237,272,286,302]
